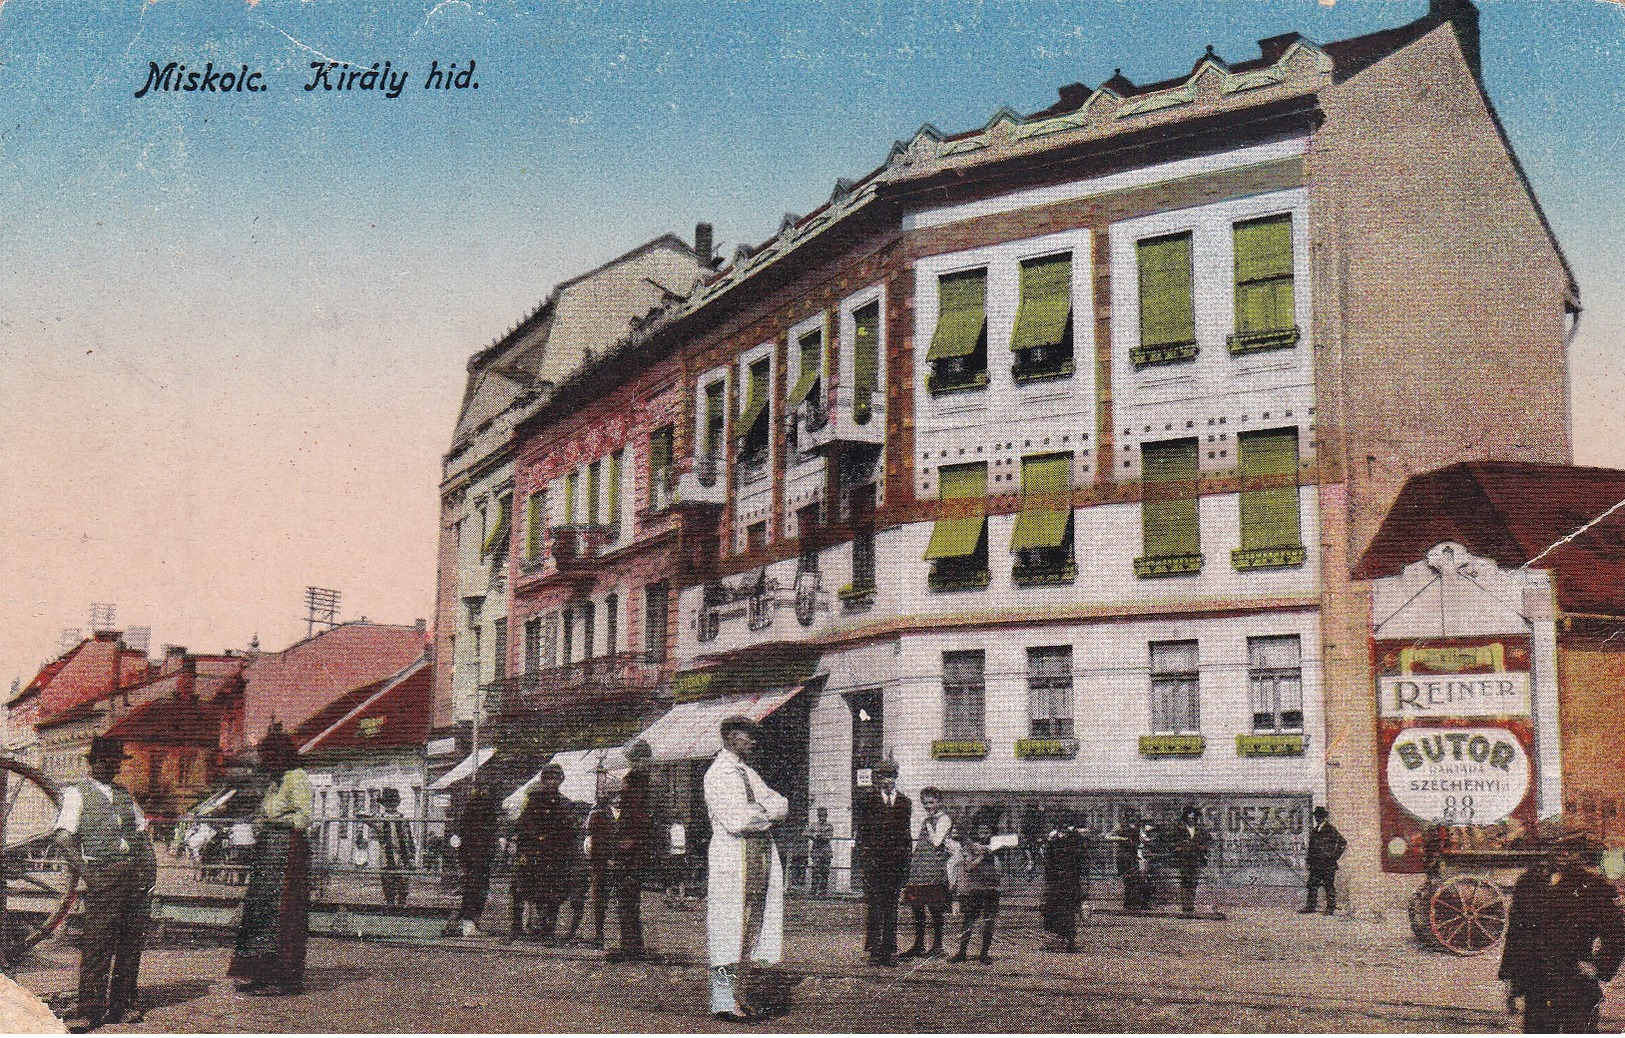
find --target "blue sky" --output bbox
[1,0,1620,685]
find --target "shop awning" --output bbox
[427,746,495,791]
[633,686,806,763]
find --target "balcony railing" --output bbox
[550,524,612,573]
[499,652,662,712]
[803,385,884,453]
[676,455,726,507]
[735,451,769,487]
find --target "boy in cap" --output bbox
[54,736,157,1032]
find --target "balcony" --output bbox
[693,569,830,651]
[675,455,726,508]
[550,524,611,579]
[802,384,884,453]
[498,653,663,715]
[734,451,769,488]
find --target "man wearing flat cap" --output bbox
[704,716,789,1021]
[54,735,157,1032]
[855,759,911,965]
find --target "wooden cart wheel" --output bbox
[1408,879,1438,946]
[0,758,79,963]
[1428,875,1507,956]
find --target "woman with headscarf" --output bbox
[228,724,314,996]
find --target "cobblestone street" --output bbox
[14,896,1625,1032]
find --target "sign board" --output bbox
[1378,673,1530,718]
[1385,725,1531,825]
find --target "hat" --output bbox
[379,787,401,807]
[719,715,761,738]
[872,760,899,778]
[88,735,128,763]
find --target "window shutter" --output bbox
[1234,215,1295,335]
[1010,453,1072,552]
[1141,439,1200,558]
[924,463,987,560]
[1137,234,1196,348]
[703,381,725,456]
[1010,254,1072,352]
[607,451,622,529]
[853,301,880,420]
[926,270,987,361]
[1238,428,1301,550]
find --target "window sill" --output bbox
[1139,734,1205,757]
[1236,733,1306,757]
[931,739,988,760]
[1011,360,1074,385]
[1013,561,1076,587]
[928,569,991,593]
[1226,327,1300,355]
[1015,737,1078,760]
[1133,553,1204,578]
[1232,544,1306,570]
[1130,341,1199,368]
[926,372,990,396]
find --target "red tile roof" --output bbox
[105,698,224,746]
[240,622,429,753]
[1354,462,1625,615]
[294,657,432,756]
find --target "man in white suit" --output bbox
[704,716,788,1021]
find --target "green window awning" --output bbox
[1138,233,1195,349]
[786,369,820,409]
[703,381,726,456]
[853,301,880,420]
[1234,215,1295,336]
[1010,453,1072,552]
[1010,254,1072,352]
[1141,439,1200,558]
[735,359,770,441]
[564,470,578,525]
[788,330,822,407]
[481,496,511,554]
[925,463,987,560]
[525,492,545,559]
[926,270,987,362]
[1238,428,1301,550]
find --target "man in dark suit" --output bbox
[1171,805,1213,916]
[855,760,912,965]
[1300,806,1347,915]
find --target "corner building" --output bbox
[511,1,1575,905]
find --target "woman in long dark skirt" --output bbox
[228,726,314,996]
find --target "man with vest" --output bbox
[53,736,157,1032]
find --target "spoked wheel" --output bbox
[0,758,78,964]
[1428,875,1507,956]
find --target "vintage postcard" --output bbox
[1,0,1622,1032]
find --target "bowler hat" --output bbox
[872,760,899,778]
[88,735,128,763]
[719,715,761,738]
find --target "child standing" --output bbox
[900,787,955,958]
[950,822,1000,964]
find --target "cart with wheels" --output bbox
[1408,845,1549,956]
[0,758,79,968]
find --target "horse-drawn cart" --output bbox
[0,758,80,968]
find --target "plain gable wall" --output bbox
[1312,21,1573,568]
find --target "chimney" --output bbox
[161,645,188,675]
[415,618,428,634]
[1257,32,1302,65]
[694,222,715,265]
[1430,0,1480,82]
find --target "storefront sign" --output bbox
[1385,725,1531,825]
[1378,673,1530,718]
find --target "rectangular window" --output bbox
[786,327,823,410]
[1134,232,1197,367]
[543,613,559,670]
[523,617,542,674]
[703,380,727,460]
[604,592,619,654]
[606,450,623,539]
[1010,253,1073,382]
[643,582,669,664]
[1234,428,1304,570]
[797,503,821,573]
[480,495,511,557]
[924,462,988,591]
[1027,646,1074,738]
[1229,214,1299,353]
[525,491,545,560]
[1136,439,1202,577]
[942,650,986,742]
[1248,635,1303,732]
[561,608,573,664]
[1150,640,1200,733]
[649,425,675,505]
[1011,452,1074,585]
[586,460,602,526]
[851,529,876,594]
[852,301,880,423]
[925,269,988,394]
[471,625,484,684]
[746,521,768,552]
[564,470,579,525]
[492,618,507,684]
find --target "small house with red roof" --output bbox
[293,656,434,869]
[1355,462,1625,864]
